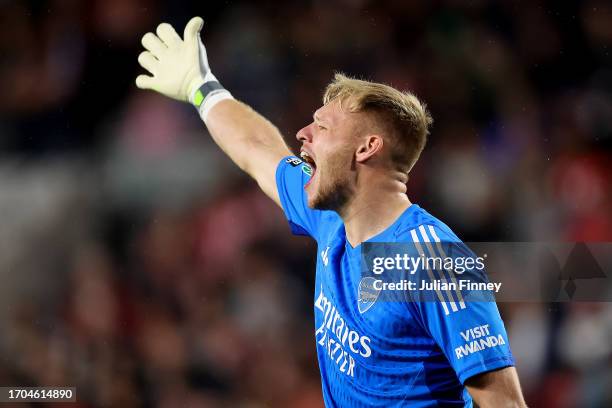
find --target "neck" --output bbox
[340,170,412,247]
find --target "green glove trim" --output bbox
[193,81,225,107]
[193,90,205,107]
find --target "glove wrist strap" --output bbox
[190,76,234,123]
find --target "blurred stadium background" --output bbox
[1,0,611,407]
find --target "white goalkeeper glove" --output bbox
[135,16,233,121]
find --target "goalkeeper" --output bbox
[136,17,526,408]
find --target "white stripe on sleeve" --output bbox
[410,229,451,315]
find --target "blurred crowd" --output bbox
[0,0,611,407]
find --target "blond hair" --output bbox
[323,73,432,173]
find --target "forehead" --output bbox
[314,98,355,126]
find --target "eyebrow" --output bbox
[313,113,328,126]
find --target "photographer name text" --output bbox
[373,279,502,293]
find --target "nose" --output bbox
[296,123,313,143]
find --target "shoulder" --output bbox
[394,204,462,244]
[276,156,313,179]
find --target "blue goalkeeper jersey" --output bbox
[276,157,515,407]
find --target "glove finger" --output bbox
[156,23,181,47]
[183,16,203,46]
[141,32,166,57]
[135,74,154,90]
[137,51,158,74]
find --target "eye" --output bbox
[317,124,327,131]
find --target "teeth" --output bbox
[300,151,316,168]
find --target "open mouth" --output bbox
[300,150,317,186]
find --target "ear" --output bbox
[355,134,384,163]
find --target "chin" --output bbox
[306,190,319,209]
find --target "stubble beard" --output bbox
[310,159,354,214]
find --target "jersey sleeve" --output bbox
[404,224,515,384]
[275,156,323,239]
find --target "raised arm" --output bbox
[135,17,291,206]
[203,99,290,205]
